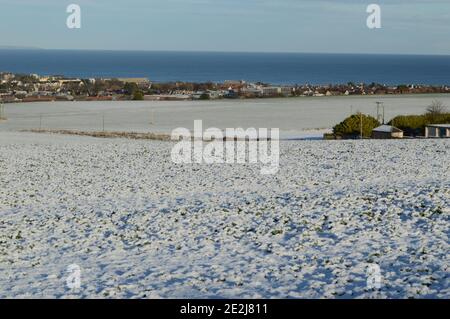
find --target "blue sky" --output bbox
[0,0,449,54]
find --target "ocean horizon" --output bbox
[0,49,450,85]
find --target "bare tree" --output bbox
[426,100,447,116]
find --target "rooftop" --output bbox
[426,124,450,128]
[373,125,403,133]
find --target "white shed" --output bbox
[372,125,404,139]
[425,124,450,138]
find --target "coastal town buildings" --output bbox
[0,72,449,103]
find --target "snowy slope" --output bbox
[0,132,448,298]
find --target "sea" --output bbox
[0,49,449,85]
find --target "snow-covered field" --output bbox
[2,94,450,138]
[0,132,448,298]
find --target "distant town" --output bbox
[0,72,449,103]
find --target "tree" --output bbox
[389,115,426,136]
[132,90,144,101]
[426,100,447,116]
[92,81,107,96]
[389,112,450,136]
[199,93,210,100]
[426,100,447,123]
[333,113,380,138]
[124,82,139,95]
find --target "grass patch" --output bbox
[22,129,172,141]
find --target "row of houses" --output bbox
[241,85,294,97]
[0,72,154,102]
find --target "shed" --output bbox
[425,124,450,138]
[372,125,404,139]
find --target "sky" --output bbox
[0,0,449,55]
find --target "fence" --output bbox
[0,110,157,133]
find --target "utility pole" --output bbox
[39,114,42,130]
[360,112,363,139]
[150,109,155,125]
[376,102,384,124]
[0,103,4,119]
[102,114,105,132]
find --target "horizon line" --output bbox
[1,47,450,57]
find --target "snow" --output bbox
[0,131,448,298]
[373,125,401,133]
[2,94,450,138]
